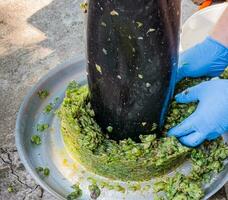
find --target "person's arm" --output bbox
[168,79,228,147]
[169,8,228,147]
[211,7,228,47]
[177,8,228,82]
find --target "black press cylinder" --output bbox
[87,0,180,141]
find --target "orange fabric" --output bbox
[199,0,213,10]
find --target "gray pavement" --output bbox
[0,0,227,199]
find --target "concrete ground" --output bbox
[0,0,227,199]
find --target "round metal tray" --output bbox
[15,57,228,200]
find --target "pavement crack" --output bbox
[0,156,11,165]
[39,186,44,199]
[1,147,45,199]
[22,184,41,200]
[0,147,33,189]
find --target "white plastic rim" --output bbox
[180,3,228,51]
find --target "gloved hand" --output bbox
[177,37,228,82]
[168,79,228,147]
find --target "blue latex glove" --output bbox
[168,79,228,147]
[177,37,228,82]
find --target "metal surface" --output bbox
[15,56,228,200]
[16,5,228,198]
[15,57,160,200]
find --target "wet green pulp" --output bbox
[59,79,198,181]
[59,72,228,183]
